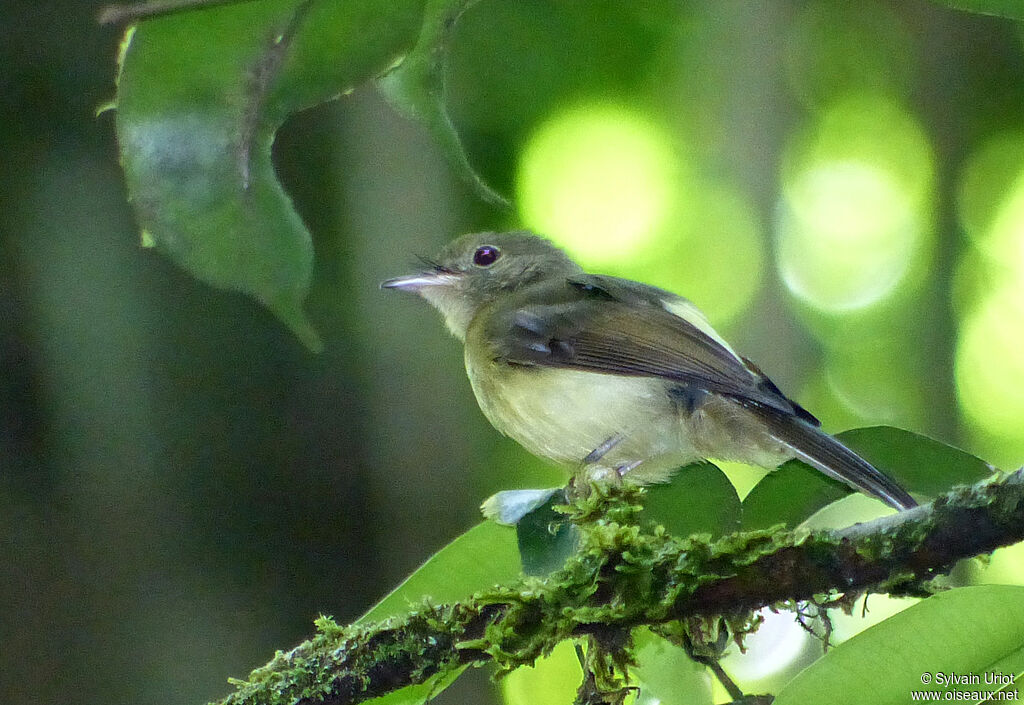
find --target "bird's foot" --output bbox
[616,460,642,477]
[581,435,622,465]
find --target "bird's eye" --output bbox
[473,245,501,267]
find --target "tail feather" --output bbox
[750,406,917,511]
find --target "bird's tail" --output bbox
[749,406,917,511]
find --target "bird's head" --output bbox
[382,230,581,340]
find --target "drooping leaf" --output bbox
[773,585,1024,705]
[741,426,993,530]
[377,0,509,206]
[641,462,741,539]
[630,628,713,705]
[114,0,427,348]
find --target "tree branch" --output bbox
[216,470,1024,705]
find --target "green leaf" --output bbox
[774,585,1024,705]
[377,0,509,206]
[740,460,847,532]
[932,0,1024,21]
[362,671,463,705]
[358,520,521,623]
[502,640,582,705]
[355,521,520,704]
[641,462,741,539]
[114,0,427,348]
[741,426,993,530]
[837,426,994,496]
[515,490,579,577]
[630,628,713,705]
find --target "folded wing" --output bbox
[484,274,916,510]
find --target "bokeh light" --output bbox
[987,183,1024,274]
[830,594,919,644]
[821,341,927,431]
[776,94,934,313]
[955,278,1024,446]
[956,133,1024,256]
[778,161,916,310]
[953,133,1024,468]
[640,183,766,325]
[517,102,680,267]
[518,101,767,328]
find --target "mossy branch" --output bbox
[215,469,1024,705]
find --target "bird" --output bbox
[381,230,916,511]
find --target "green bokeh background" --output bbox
[3,2,1024,704]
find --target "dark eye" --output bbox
[473,245,501,267]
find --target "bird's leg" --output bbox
[582,434,622,465]
[583,435,629,484]
[570,436,625,499]
[615,460,642,477]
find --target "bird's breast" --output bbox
[464,346,698,480]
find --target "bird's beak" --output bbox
[380,271,460,292]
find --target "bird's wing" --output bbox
[485,274,808,418]
[483,273,918,509]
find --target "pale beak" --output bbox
[380,271,460,291]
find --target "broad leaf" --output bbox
[836,427,994,496]
[741,426,993,530]
[359,521,520,623]
[741,460,847,532]
[641,462,741,539]
[774,585,1024,705]
[631,628,713,705]
[114,0,427,348]
[357,521,520,704]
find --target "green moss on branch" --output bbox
[215,469,1024,705]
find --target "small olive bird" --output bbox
[382,231,916,510]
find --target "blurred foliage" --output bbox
[4,1,1024,705]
